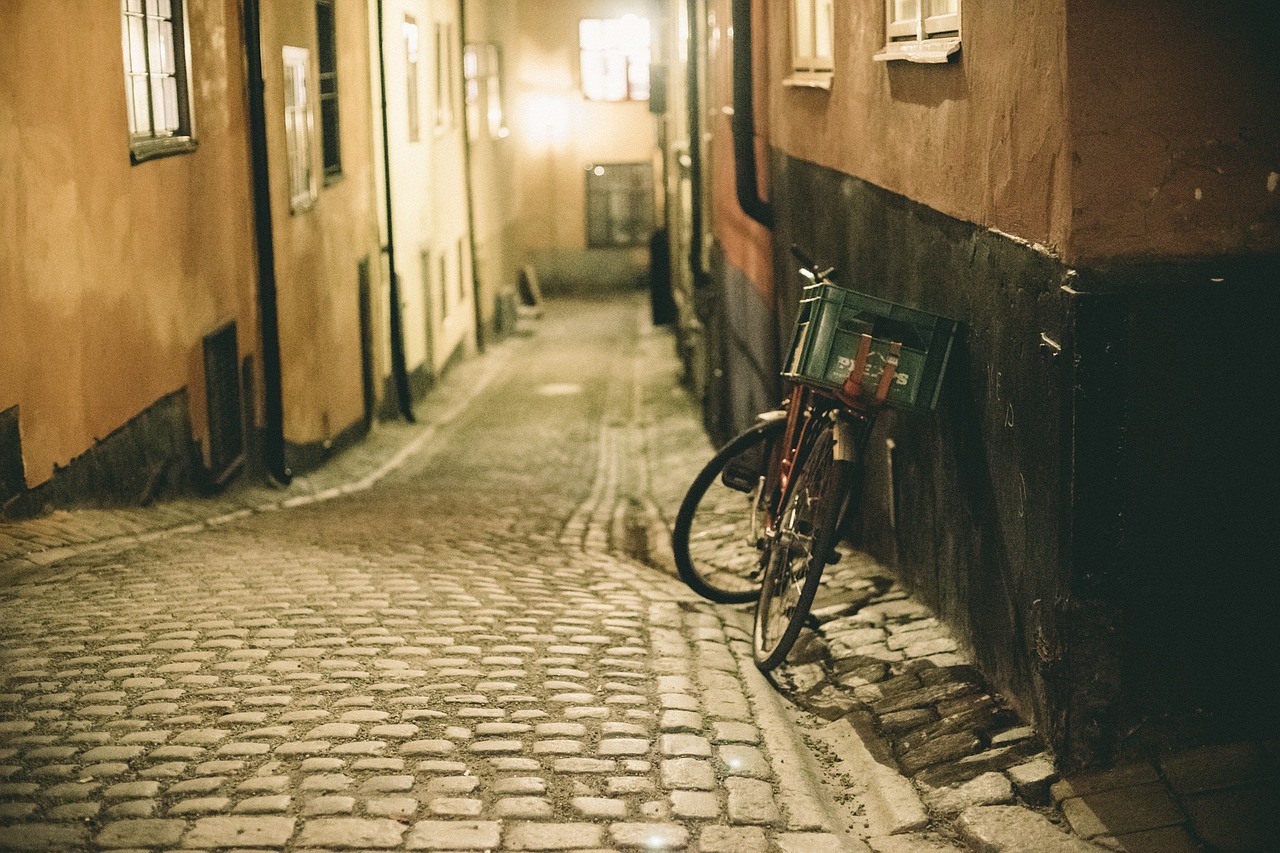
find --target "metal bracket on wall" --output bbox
[1039,332,1062,362]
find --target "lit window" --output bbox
[120,0,195,162]
[875,0,961,63]
[404,16,421,142]
[465,43,508,142]
[316,0,342,181]
[435,21,456,130]
[579,16,650,102]
[282,46,316,212]
[791,0,834,77]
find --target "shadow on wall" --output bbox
[527,247,649,297]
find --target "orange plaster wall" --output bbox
[768,0,1072,257]
[1065,0,1280,264]
[705,0,774,300]
[0,0,258,487]
[260,0,383,447]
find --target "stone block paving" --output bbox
[5,294,1275,852]
[763,552,1280,852]
[0,299,856,852]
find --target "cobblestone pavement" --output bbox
[3,294,1276,852]
[0,297,861,852]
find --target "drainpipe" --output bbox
[687,0,709,288]
[376,0,417,422]
[730,0,773,228]
[458,0,486,353]
[242,0,291,485]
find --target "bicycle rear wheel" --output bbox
[671,415,786,604]
[753,421,853,671]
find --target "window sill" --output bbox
[874,37,960,64]
[783,71,833,90]
[129,136,198,165]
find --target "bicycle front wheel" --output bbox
[753,421,853,671]
[671,416,786,604]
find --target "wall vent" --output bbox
[0,405,25,506]
[203,322,245,484]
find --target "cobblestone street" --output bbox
[0,296,861,851]
[3,293,1276,852]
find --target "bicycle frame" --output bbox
[761,378,878,540]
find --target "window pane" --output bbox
[128,17,147,73]
[893,0,919,24]
[316,3,336,73]
[130,78,151,133]
[162,76,179,132]
[158,21,175,74]
[927,0,957,15]
[579,19,604,51]
[814,0,834,60]
[627,51,650,100]
[124,0,143,14]
[150,77,168,132]
[145,0,160,16]
[794,1,813,58]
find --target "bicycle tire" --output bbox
[753,421,854,671]
[671,416,787,604]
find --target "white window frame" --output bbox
[121,0,196,162]
[283,46,317,213]
[875,0,961,63]
[788,0,834,87]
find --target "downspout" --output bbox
[731,0,773,228]
[458,0,486,353]
[376,0,417,422]
[242,0,291,484]
[686,0,710,288]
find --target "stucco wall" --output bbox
[768,0,1072,257]
[1065,0,1280,263]
[0,0,258,488]
[261,0,383,451]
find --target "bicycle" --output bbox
[673,252,957,671]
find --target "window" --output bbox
[282,46,316,212]
[121,0,195,162]
[791,0,834,81]
[875,0,961,63]
[579,16,650,102]
[316,0,341,180]
[404,16,421,142]
[435,21,456,130]
[464,43,508,142]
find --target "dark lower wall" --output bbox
[762,151,1280,763]
[1086,260,1280,752]
[704,245,782,445]
[759,150,1280,766]
[2,391,204,520]
[769,150,1084,754]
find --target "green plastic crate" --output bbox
[783,283,959,410]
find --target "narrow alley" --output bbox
[5,289,1279,853]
